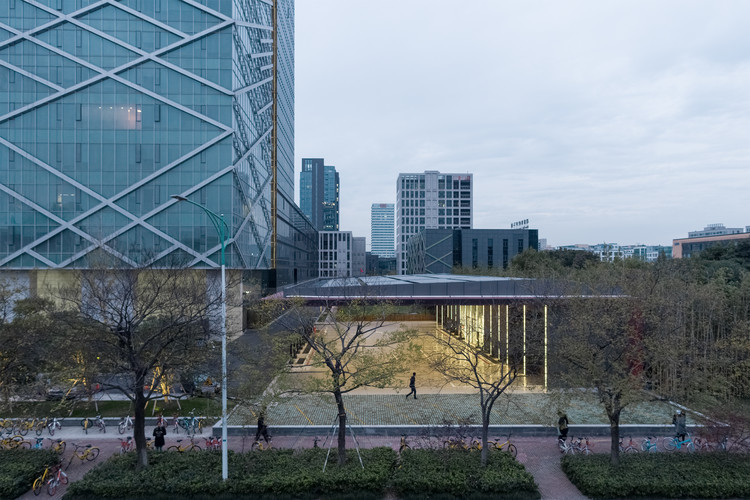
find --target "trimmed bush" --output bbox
[65,447,540,500]
[562,452,750,499]
[0,449,60,500]
[66,448,394,499]
[391,449,539,500]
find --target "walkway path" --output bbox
[15,427,589,500]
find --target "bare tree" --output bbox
[48,264,225,469]
[424,328,517,466]
[264,295,418,466]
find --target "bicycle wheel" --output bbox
[18,425,28,436]
[664,439,677,451]
[33,476,44,496]
[625,445,639,453]
[189,444,201,451]
[506,443,518,458]
[47,479,57,496]
[56,442,66,455]
[60,471,68,485]
[35,424,44,436]
[167,445,180,452]
[86,447,100,461]
[686,442,695,453]
[118,423,126,434]
[47,425,54,437]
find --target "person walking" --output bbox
[406,372,417,400]
[672,409,687,441]
[557,410,569,442]
[152,424,166,451]
[255,408,271,444]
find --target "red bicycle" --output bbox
[204,436,221,451]
[118,436,134,454]
[46,464,68,496]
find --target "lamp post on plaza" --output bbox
[171,195,229,481]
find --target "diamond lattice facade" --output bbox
[0,0,315,287]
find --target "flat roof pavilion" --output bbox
[277,274,591,305]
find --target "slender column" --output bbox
[491,305,499,358]
[523,304,527,377]
[544,305,547,392]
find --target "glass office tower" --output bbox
[0,0,314,286]
[370,203,394,258]
[300,157,338,231]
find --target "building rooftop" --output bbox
[279,274,608,304]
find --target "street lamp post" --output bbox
[171,195,229,481]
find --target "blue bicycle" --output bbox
[665,434,694,452]
[640,436,661,452]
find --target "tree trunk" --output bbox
[134,381,148,469]
[608,408,621,466]
[334,389,347,465]
[481,412,490,467]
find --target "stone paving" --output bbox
[229,391,689,428]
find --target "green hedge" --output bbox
[64,448,539,500]
[391,449,539,500]
[0,449,60,500]
[562,452,750,499]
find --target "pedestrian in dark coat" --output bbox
[406,372,417,400]
[557,410,569,441]
[255,409,270,443]
[153,425,166,451]
[672,409,687,441]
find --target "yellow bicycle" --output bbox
[66,443,100,469]
[32,464,54,496]
[48,438,66,455]
[167,437,201,452]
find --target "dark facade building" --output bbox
[300,158,339,231]
[407,229,539,274]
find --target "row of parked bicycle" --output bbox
[394,434,518,457]
[116,434,221,453]
[558,434,729,454]
[0,417,63,437]
[0,410,209,437]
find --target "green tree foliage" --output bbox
[46,265,224,469]
[263,296,418,466]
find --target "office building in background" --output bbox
[396,171,473,274]
[370,203,394,258]
[300,158,339,231]
[0,0,315,288]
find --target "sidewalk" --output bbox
[15,425,589,500]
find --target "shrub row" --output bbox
[0,449,60,500]
[562,452,750,499]
[64,448,539,500]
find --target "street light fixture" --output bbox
[171,194,229,481]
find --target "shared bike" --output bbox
[66,443,101,469]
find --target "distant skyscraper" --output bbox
[300,158,339,231]
[396,171,473,274]
[371,203,395,258]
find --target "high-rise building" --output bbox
[370,203,394,258]
[352,236,366,277]
[300,158,339,231]
[396,171,473,274]
[0,0,315,288]
[318,231,351,278]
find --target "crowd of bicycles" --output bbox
[396,433,518,457]
[558,433,730,454]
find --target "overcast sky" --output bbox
[294,1,750,248]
